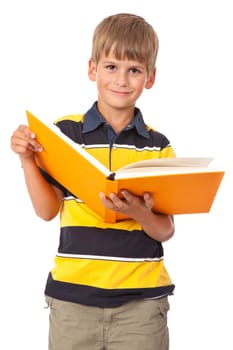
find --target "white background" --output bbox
[1,0,232,349]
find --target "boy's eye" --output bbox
[105,64,116,70]
[129,67,141,74]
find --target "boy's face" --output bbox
[88,51,155,111]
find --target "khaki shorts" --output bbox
[45,296,170,350]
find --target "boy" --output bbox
[11,13,175,350]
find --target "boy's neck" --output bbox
[97,102,135,133]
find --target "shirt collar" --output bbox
[83,102,149,139]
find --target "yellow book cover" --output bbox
[26,110,225,223]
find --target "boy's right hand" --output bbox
[10,125,43,160]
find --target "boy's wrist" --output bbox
[20,155,36,168]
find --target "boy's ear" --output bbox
[88,59,97,81]
[145,67,156,89]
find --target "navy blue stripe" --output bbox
[57,119,170,149]
[45,273,175,307]
[58,226,163,259]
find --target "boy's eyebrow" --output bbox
[102,59,117,64]
[102,58,146,68]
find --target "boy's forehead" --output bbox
[100,49,145,66]
[100,52,145,66]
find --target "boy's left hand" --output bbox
[99,190,154,218]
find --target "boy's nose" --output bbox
[115,72,128,87]
[116,77,128,87]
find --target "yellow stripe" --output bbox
[54,114,84,123]
[159,146,176,158]
[61,199,141,230]
[87,145,175,171]
[111,148,161,171]
[51,257,172,289]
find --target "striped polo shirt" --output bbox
[44,102,176,307]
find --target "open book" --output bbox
[26,110,225,223]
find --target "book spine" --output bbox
[103,179,119,223]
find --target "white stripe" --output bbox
[56,253,163,262]
[64,195,83,202]
[113,144,161,151]
[145,293,169,300]
[84,144,109,149]
[82,144,161,152]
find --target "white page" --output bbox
[119,157,214,171]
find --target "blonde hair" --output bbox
[91,13,159,74]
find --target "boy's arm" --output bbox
[99,190,174,242]
[11,125,63,221]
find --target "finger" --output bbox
[99,192,115,209]
[109,192,126,209]
[11,125,34,144]
[11,128,43,153]
[120,190,133,201]
[19,125,42,150]
[143,192,154,210]
[18,124,35,136]
[28,139,43,152]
